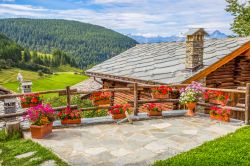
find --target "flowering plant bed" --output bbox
[58,108,81,124]
[143,103,163,116]
[109,104,131,119]
[210,106,230,122]
[24,104,55,139]
[204,90,229,106]
[90,92,111,105]
[151,86,173,99]
[20,94,43,108]
[179,82,204,116]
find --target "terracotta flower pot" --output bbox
[92,99,110,106]
[148,110,162,116]
[223,115,230,122]
[29,102,42,107]
[21,103,30,108]
[61,119,81,125]
[210,114,216,120]
[151,93,169,99]
[30,123,52,139]
[185,102,196,116]
[112,113,126,119]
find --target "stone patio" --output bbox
[24,116,242,166]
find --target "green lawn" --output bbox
[2,72,88,93]
[154,126,250,166]
[0,130,68,166]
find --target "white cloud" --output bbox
[0,0,234,36]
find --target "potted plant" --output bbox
[20,94,43,108]
[151,86,173,99]
[204,90,229,106]
[209,106,230,122]
[58,108,81,125]
[109,104,130,120]
[24,104,55,139]
[179,81,204,116]
[90,92,111,106]
[143,103,163,116]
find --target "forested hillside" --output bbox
[0,33,77,73]
[0,18,137,68]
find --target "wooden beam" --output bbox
[133,83,139,115]
[183,41,250,83]
[244,49,250,57]
[197,102,245,112]
[245,83,250,124]
[66,86,71,110]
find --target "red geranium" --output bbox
[204,90,229,105]
[109,104,131,115]
[152,86,172,95]
[58,108,81,120]
[90,92,111,101]
[20,94,42,105]
[143,103,163,112]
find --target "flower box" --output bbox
[21,103,30,108]
[148,110,162,116]
[112,113,126,119]
[210,99,225,105]
[61,119,81,125]
[30,123,52,139]
[151,93,169,99]
[92,99,110,106]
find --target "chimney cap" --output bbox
[185,28,209,36]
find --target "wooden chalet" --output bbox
[86,28,250,113]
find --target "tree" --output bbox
[23,49,31,62]
[226,0,250,36]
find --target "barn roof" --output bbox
[86,37,250,84]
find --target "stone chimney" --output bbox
[185,28,208,71]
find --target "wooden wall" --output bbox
[206,55,250,89]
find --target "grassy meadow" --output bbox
[0,68,88,93]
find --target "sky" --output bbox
[0,0,235,37]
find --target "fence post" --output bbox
[134,83,139,116]
[66,86,71,110]
[110,82,115,106]
[245,83,250,124]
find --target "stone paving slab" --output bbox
[24,116,242,166]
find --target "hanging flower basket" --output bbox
[30,123,52,139]
[21,103,30,108]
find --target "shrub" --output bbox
[38,70,44,77]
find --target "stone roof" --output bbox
[86,37,250,84]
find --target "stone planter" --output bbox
[151,93,169,99]
[92,99,110,106]
[30,123,52,139]
[185,102,196,116]
[112,113,126,120]
[148,110,162,116]
[61,119,81,125]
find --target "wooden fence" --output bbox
[0,83,250,124]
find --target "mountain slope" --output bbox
[0,18,137,68]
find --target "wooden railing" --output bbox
[0,83,250,124]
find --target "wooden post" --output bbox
[245,83,250,124]
[110,82,115,106]
[66,86,71,110]
[134,83,139,116]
